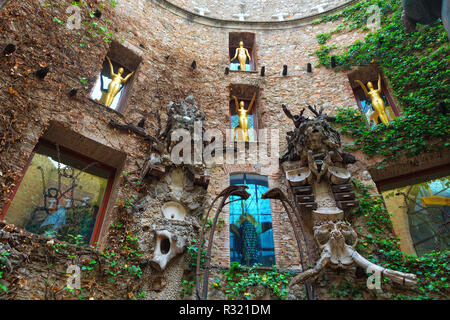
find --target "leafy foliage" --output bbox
[186,238,207,269]
[211,262,291,300]
[314,0,449,164]
[351,180,449,300]
[0,252,10,293]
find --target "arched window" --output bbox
[229,174,275,266]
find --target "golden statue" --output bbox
[102,56,134,107]
[231,41,251,71]
[355,74,390,125]
[232,93,256,142]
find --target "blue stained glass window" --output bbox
[229,174,275,266]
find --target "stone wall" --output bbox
[0,0,394,300]
[166,0,352,21]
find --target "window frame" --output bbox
[352,75,400,127]
[0,139,116,246]
[377,164,450,256]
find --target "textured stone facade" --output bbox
[0,0,429,300]
[167,0,352,21]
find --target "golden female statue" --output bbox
[355,74,390,125]
[231,41,252,71]
[232,93,256,142]
[102,56,134,107]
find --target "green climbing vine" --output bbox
[210,262,291,300]
[45,0,124,48]
[0,251,10,293]
[314,0,449,166]
[349,180,449,300]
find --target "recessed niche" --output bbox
[347,65,399,128]
[229,32,256,71]
[161,201,187,221]
[229,84,260,142]
[90,41,142,113]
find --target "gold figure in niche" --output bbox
[355,74,390,125]
[231,41,252,71]
[102,56,134,107]
[232,93,256,142]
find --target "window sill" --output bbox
[88,98,125,119]
[229,70,258,74]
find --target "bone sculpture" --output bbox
[150,230,185,271]
[268,104,417,290]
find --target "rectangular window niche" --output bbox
[90,41,142,113]
[347,65,400,128]
[229,84,260,142]
[229,32,256,72]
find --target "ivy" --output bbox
[0,252,10,293]
[179,280,195,299]
[314,0,449,164]
[351,180,449,300]
[211,262,291,300]
[47,0,120,47]
[186,239,207,269]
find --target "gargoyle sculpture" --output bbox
[266,104,417,293]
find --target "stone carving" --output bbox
[161,201,187,221]
[150,230,186,271]
[160,95,206,152]
[266,104,416,294]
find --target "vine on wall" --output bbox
[314,0,449,166]
[209,262,291,300]
[331,180,450,300]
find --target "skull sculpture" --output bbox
[267,104,417,292]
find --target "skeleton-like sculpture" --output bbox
[266,104,416,291]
